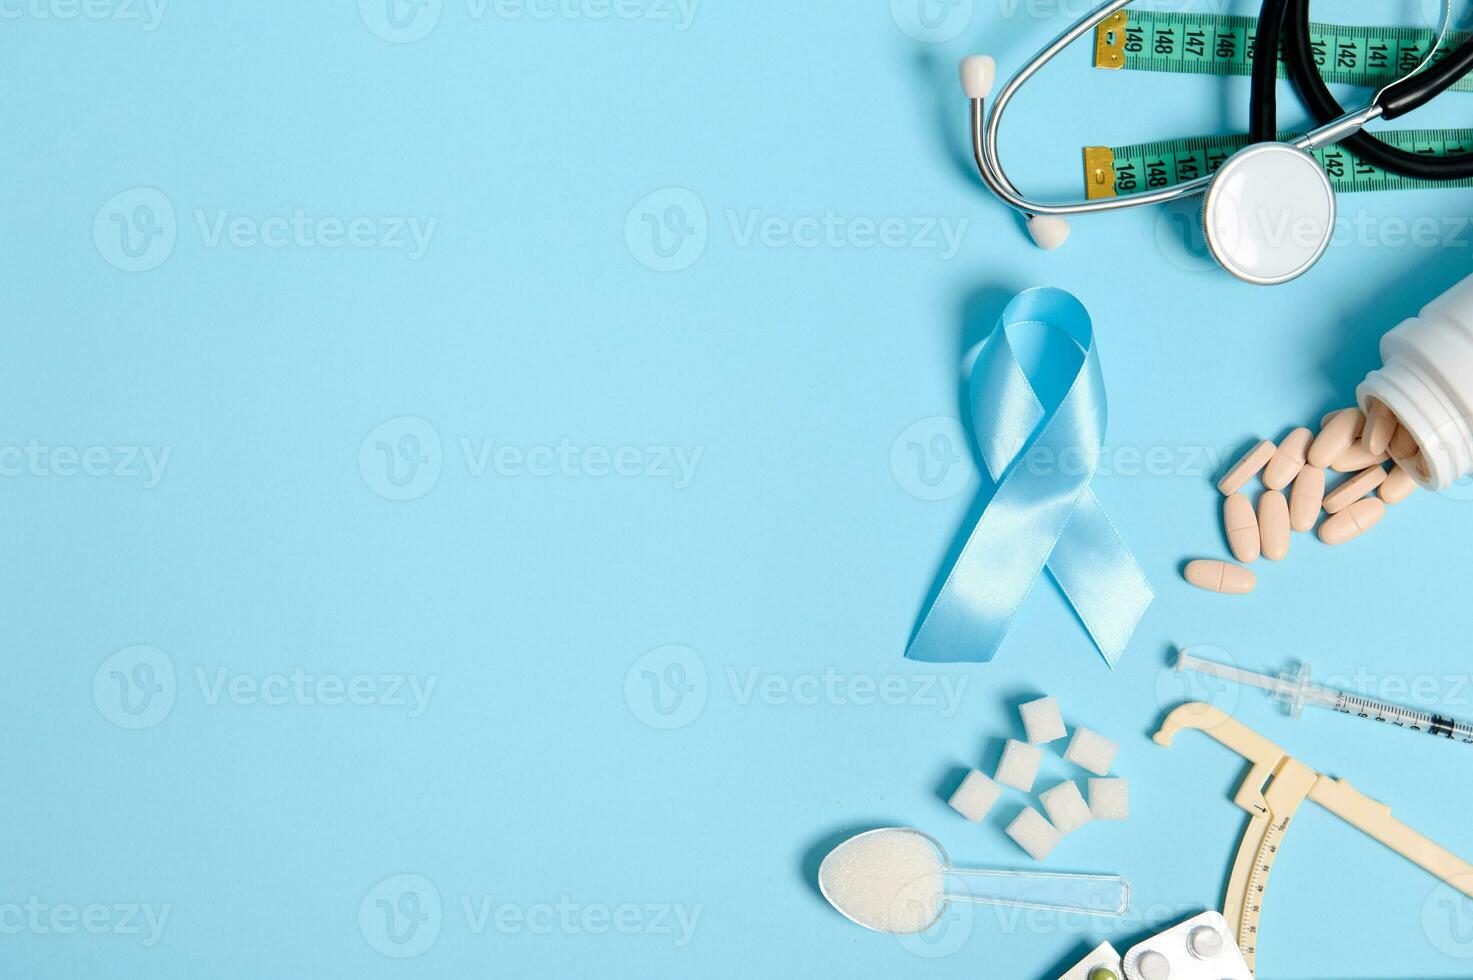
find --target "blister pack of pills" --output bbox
[1056,912,1252,980]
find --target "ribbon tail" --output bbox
[904,484,1084,664]
[1044,488,1154,667]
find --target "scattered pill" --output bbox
[1289,466,1325,531]
[1363,398,1397,456]
[1389,424,1419,460]
[995,739,1044,792]
[1223,492,1260,563]
[948,770,1003,823]
[1258,490,1290,560]
[1380,463,1419,504]
[1320,407,1365,433]
[1039,780,1092,835]
[1217,439,1275,495]
[1319,497,1386,545]
[1198,399,1426,592]
[1064,727,1118,776]
[1019,696,1067,745]
[1323,465,1388,514]
[1309,408,1363,467]
[1331,442,1390,472]
[1183,559,1256,594]
[1263,427,1311,489]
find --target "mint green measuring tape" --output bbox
[1085,11,1473,197]
[1094,9,1473,89]
[1085,129,1473,198]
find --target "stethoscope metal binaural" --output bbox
[964,0,1473,285]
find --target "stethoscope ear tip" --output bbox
[1026,214,1071,251]
[959,55,996,100]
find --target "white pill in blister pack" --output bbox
[1122,912,1252,980]
[1055,912,1252,980]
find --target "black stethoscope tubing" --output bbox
[1255,0,1473,179]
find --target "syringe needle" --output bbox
[1176,648,1291,697]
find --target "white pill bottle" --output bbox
[1357,271,1473,490]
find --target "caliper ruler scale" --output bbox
[1154,703,1473,973]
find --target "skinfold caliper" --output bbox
[1154,702,1473,973]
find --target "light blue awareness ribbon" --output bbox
[905,288,1153,667]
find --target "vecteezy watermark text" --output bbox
[357,874,701,958]
[0,899,171,946]
[624,645,970,730]
[195,667,437,716]
[459,438,701,487]
[890,417,1233,501]
[624,188,970,272]
[93,646,439,730]
[0,441,170,488]
[0,0,168,29]
[460,895,701,945]
[725,209,968,259]
[725,666,967,715]
[93,188,437,272]
[359,0,700,43]
[359,417,704,501]
[897,897,1209,961]
[194,210,435,259]
[1161,200,1473,274]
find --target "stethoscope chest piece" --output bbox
[1201,142,1336,286]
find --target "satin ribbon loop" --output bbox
[905,288,1152,667]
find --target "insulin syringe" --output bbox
[1176,648,1473,745]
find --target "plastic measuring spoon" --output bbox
[817,828,1129,935]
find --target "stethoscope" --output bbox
[965,0,1473,285]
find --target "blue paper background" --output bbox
[5,1,1473,977]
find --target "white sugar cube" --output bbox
[948,770,1003,823]
[1006,807,1063,862]
[1039,780,1092,834]
[1089,778,1129,821]
[1064,727,1118,776]
[995,739,1044,792]
[1019,696,1067,744]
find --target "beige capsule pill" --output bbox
[1309,408,1365,468]
[1380,463,1419,504]
[1331,442,1390,472]
[1323,465,1388,514]
[1290,466,1325,532]
[1389,424,1419,460]
[1223,492,1260,563]
[1363,399,1397,456]
[1263,428,1312,490]
[1257,490,1290,560]
[1183,559,1256,595]
[1319,497,1386,545]
[1218,439,1276,495]
[1320,408,1366,434]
